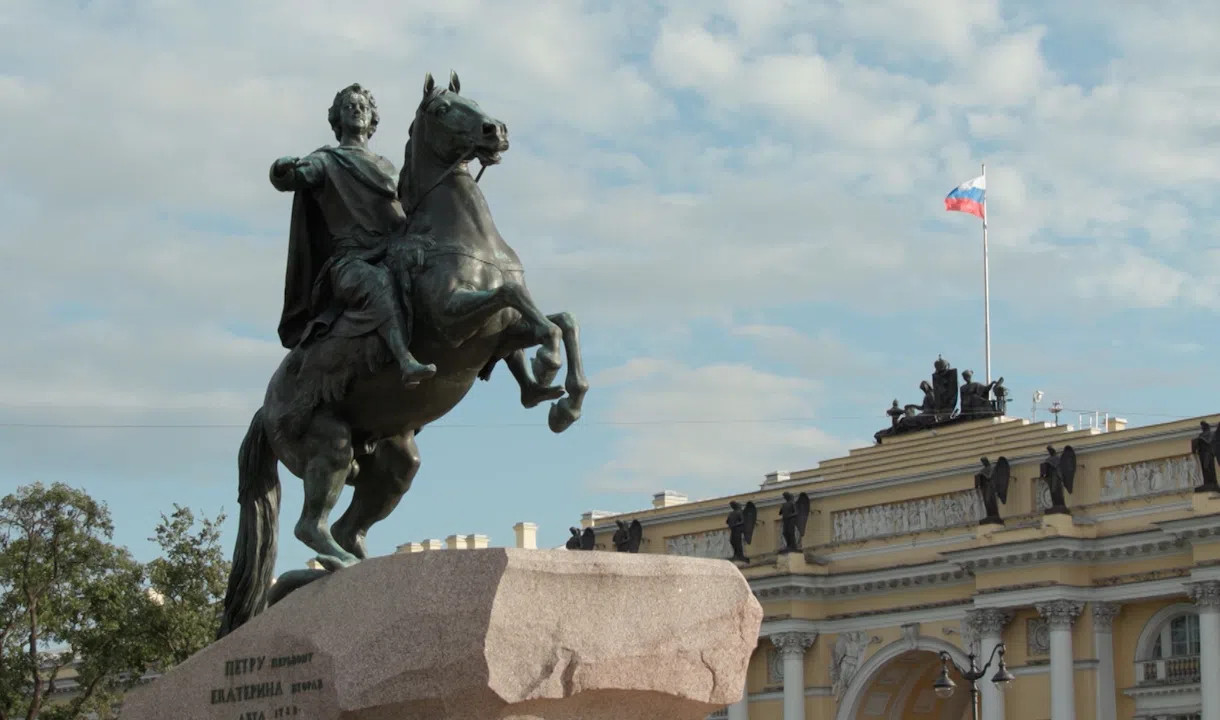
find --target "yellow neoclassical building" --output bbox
[581,412,1220,720]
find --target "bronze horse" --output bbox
[218,72,587,637]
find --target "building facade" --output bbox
[583,415,1220,720]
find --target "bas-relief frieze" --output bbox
[1032,455,1201,511]
[1100,455,1200,501]
[665,529,731,559]
[831,490,984,543]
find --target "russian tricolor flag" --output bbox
[945,175,985,219]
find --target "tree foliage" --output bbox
[0,483,228,720]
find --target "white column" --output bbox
[726,695,749,720]
[971,609,1012,720]
[1091,603,1120,720]
[1036,600,1083,720]
[1189,581,1220,720]
[772,632,816,720]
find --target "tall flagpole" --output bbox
[981,162,991,384]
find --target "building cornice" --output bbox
[1155,512,1220,543]
[758,602,970,635]
[751,561,969,601]
[940,530,1188,572]
[589,417,1210,530]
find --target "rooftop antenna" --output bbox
[1031,390,1044,421]
[1050,400,1063,426]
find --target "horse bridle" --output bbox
[402,91,492,218]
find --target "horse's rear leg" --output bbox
[546,312,588,433]
[294,411,360,571]
[330,431,420,559]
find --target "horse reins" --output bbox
[403,92,494,219]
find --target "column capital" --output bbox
[1187,580,1220,610]
[967,608,1013,637]
[1091,602,1121,632]
[1036,599,1084,631]
[772,631,817,657]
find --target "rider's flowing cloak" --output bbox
[277,146,402,349]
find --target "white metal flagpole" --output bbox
[981,162,991,385]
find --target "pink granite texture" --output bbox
[122,548,762,719]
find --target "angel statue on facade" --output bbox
[1192,420,1220,493]
[778,491,810,553]
[1039,445,1077,514]
[974,456,1011,525]
[612,519,642,553]
[726,500,757,563]
[565,526,595,551]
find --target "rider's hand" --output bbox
[272,156,299,175]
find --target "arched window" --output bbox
[1136,605,1202,685]
[1151,614,1200,660]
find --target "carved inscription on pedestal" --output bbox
[831,490,984,543]
[665,528,731,559]
[207,651,328,719]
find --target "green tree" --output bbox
[0,484,229,720]
[142,505,228,667]
[0,482,149,720]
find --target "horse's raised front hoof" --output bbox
[548,398,581,433]
[522,383,565,409]
[315,553,360,572]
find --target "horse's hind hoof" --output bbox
[548,398,581,433]
[315,553,359,572]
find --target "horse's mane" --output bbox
[397,88,448,206]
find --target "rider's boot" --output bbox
[379,321,435,386]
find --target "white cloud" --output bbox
[587,358,850,495]
[2,0,1220,554]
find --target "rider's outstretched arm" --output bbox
[269,154,325,193]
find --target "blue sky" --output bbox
[2,0,1218,572]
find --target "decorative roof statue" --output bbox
[960,370,1003,419]
[974,456,1011,525]
[874,356,1004,443]
[726,500,757,563]
[1039,445,1077,515]
[1192,421,1220,493]
[778,491,810,553]
[217,73,590,639]
[565,527,583,550]
[612,519,643,553]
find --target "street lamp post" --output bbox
[932,643,1015,720]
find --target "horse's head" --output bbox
[411,71,508,169]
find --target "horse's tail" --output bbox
[217,407,281,640]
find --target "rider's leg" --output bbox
[333,258,435,384]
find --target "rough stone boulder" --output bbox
[122,548,762,719]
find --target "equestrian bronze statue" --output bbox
[218,73,588,638]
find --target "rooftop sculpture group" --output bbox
[219,74,589,638]
[874,357,1007,443]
